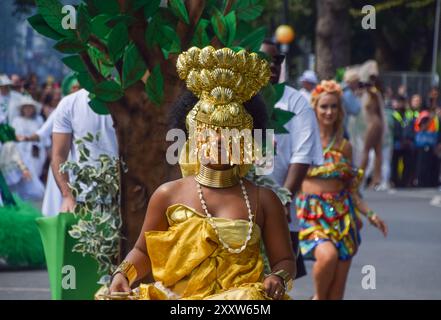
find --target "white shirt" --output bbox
[269,86,323,231]
[36,109,58,147]
[299,88,312,104]
[52,89,118,202]
[270,85,323,186]
[52,89,118,162]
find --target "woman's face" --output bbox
[21,105,36,118]
[316,93,339,127]
[70,82,80,93]
[411,95,422,109]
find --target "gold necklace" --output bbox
[195,164,240,188]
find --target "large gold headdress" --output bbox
[176,46,271,176]
[177,46,270,130]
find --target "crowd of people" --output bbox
[384,87,441,188]
[297,65,441,190]
[0,73,79,203]
[0,41,439,300]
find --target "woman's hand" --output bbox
[60,195,76,213]
[109,273,131,294]
[263,275,285,300]
[22,169,32,180]
[16,135,26,142]
[369,214,388,237]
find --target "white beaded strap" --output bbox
[196,178,254,254]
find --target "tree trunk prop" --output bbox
[29,0,282,256]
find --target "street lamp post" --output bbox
[431,0,441,86]
[275,25,295,82]
[277,0,293,82]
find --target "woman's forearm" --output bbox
[123,246,152,283]
[26,133,41,142]
[271,258,297,280]
[352,192,370,215]
[283,163,309,196]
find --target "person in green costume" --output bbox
[0,123,45,269]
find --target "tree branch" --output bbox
[176,0,206,50]
[128,10,161,71]
[80,51,106,83]
[210,37,223,48]
[89,35,110,56]
[223,0,235,15]
[209,0,234,48]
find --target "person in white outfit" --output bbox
[17,109,61,216]
[52,89,118,213]
[0,74,24,125]
[261,41,324,279]
[298,70,319,103]
[7,97,45,200]
[12,97,46,179]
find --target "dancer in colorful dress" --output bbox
[296,80,388,300]
[104,47,295,300]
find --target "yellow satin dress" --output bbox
[137,203,270,300]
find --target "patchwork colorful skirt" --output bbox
[295,190,362,261]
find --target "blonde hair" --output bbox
[311,80,345,139]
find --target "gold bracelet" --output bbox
[112,260,138,287]
[366,210,376,219]
[267,269,293,291]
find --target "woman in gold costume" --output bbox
[106,47,296,300]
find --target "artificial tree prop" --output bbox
[29,0,293,256]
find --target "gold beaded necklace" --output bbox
[196,178,254,254]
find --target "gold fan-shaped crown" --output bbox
[176,46,270,129]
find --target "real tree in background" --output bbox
[18,0,439,89]
[350,0,438,72]
[315,0,351,80]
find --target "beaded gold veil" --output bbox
[176,46,271,177]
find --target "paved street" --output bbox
[1,189,440,300]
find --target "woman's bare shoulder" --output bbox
[151,177,192,204]
[242,180,280,201]
[157,177,183,190]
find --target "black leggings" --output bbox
[416,147,440,187]
[391,148,413,187]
